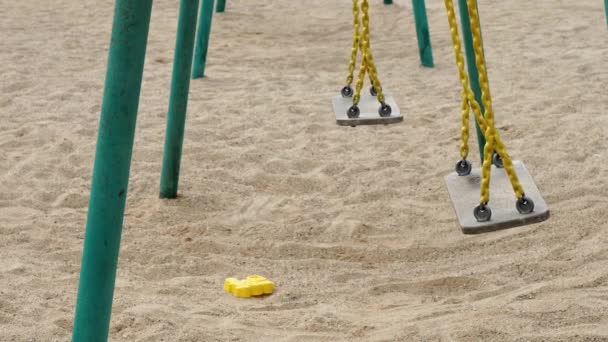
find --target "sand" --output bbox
[1,0,608,340]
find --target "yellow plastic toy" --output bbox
[224,275,275,298]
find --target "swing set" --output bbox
[66,0,608,340]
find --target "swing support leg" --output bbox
[412,0,434,67]
[192,0,215,79]
[160,0,201,199]
[216,0,226,12]
[72,1,153,340]
[605,0,608,28]
[458,0,486,160]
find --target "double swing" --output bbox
[333,0,549,233]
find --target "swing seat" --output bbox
[445,160,549,234]
[333,92,403,126]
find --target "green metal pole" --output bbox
[411,0,434,68]
[160,0,201,199]
[605,0,608,28]
[458,0,486,160]
[192,0,215,79]
[72,1,153,341]
[216,0,226,12]
[384,0,393,4]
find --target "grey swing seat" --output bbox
[445,160,550,234]
[333,91,403,126]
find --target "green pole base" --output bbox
[159,0,201,199]
[605,0,608,29]
[216,0,226,12]
[458,0,486,161]
[411,0,434,68]
[192,0,215,79]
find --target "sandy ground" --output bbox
[1,0,608,340]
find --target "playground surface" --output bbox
[1,0,608,340]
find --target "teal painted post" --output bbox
[216,0,226,12]
[384,0,393,4]
[72,1,153,341]
[192,0,215,79]
[160,0,201,199]
[411,0,434,67]
[605,0,608,28]
[458,0,486,160]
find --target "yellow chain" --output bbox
[460,95,470,158]
[445,0,476,159]
[346,0,360,85]
[443,0,525,204]
[346,0,386,106]
[353,41,368,104]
